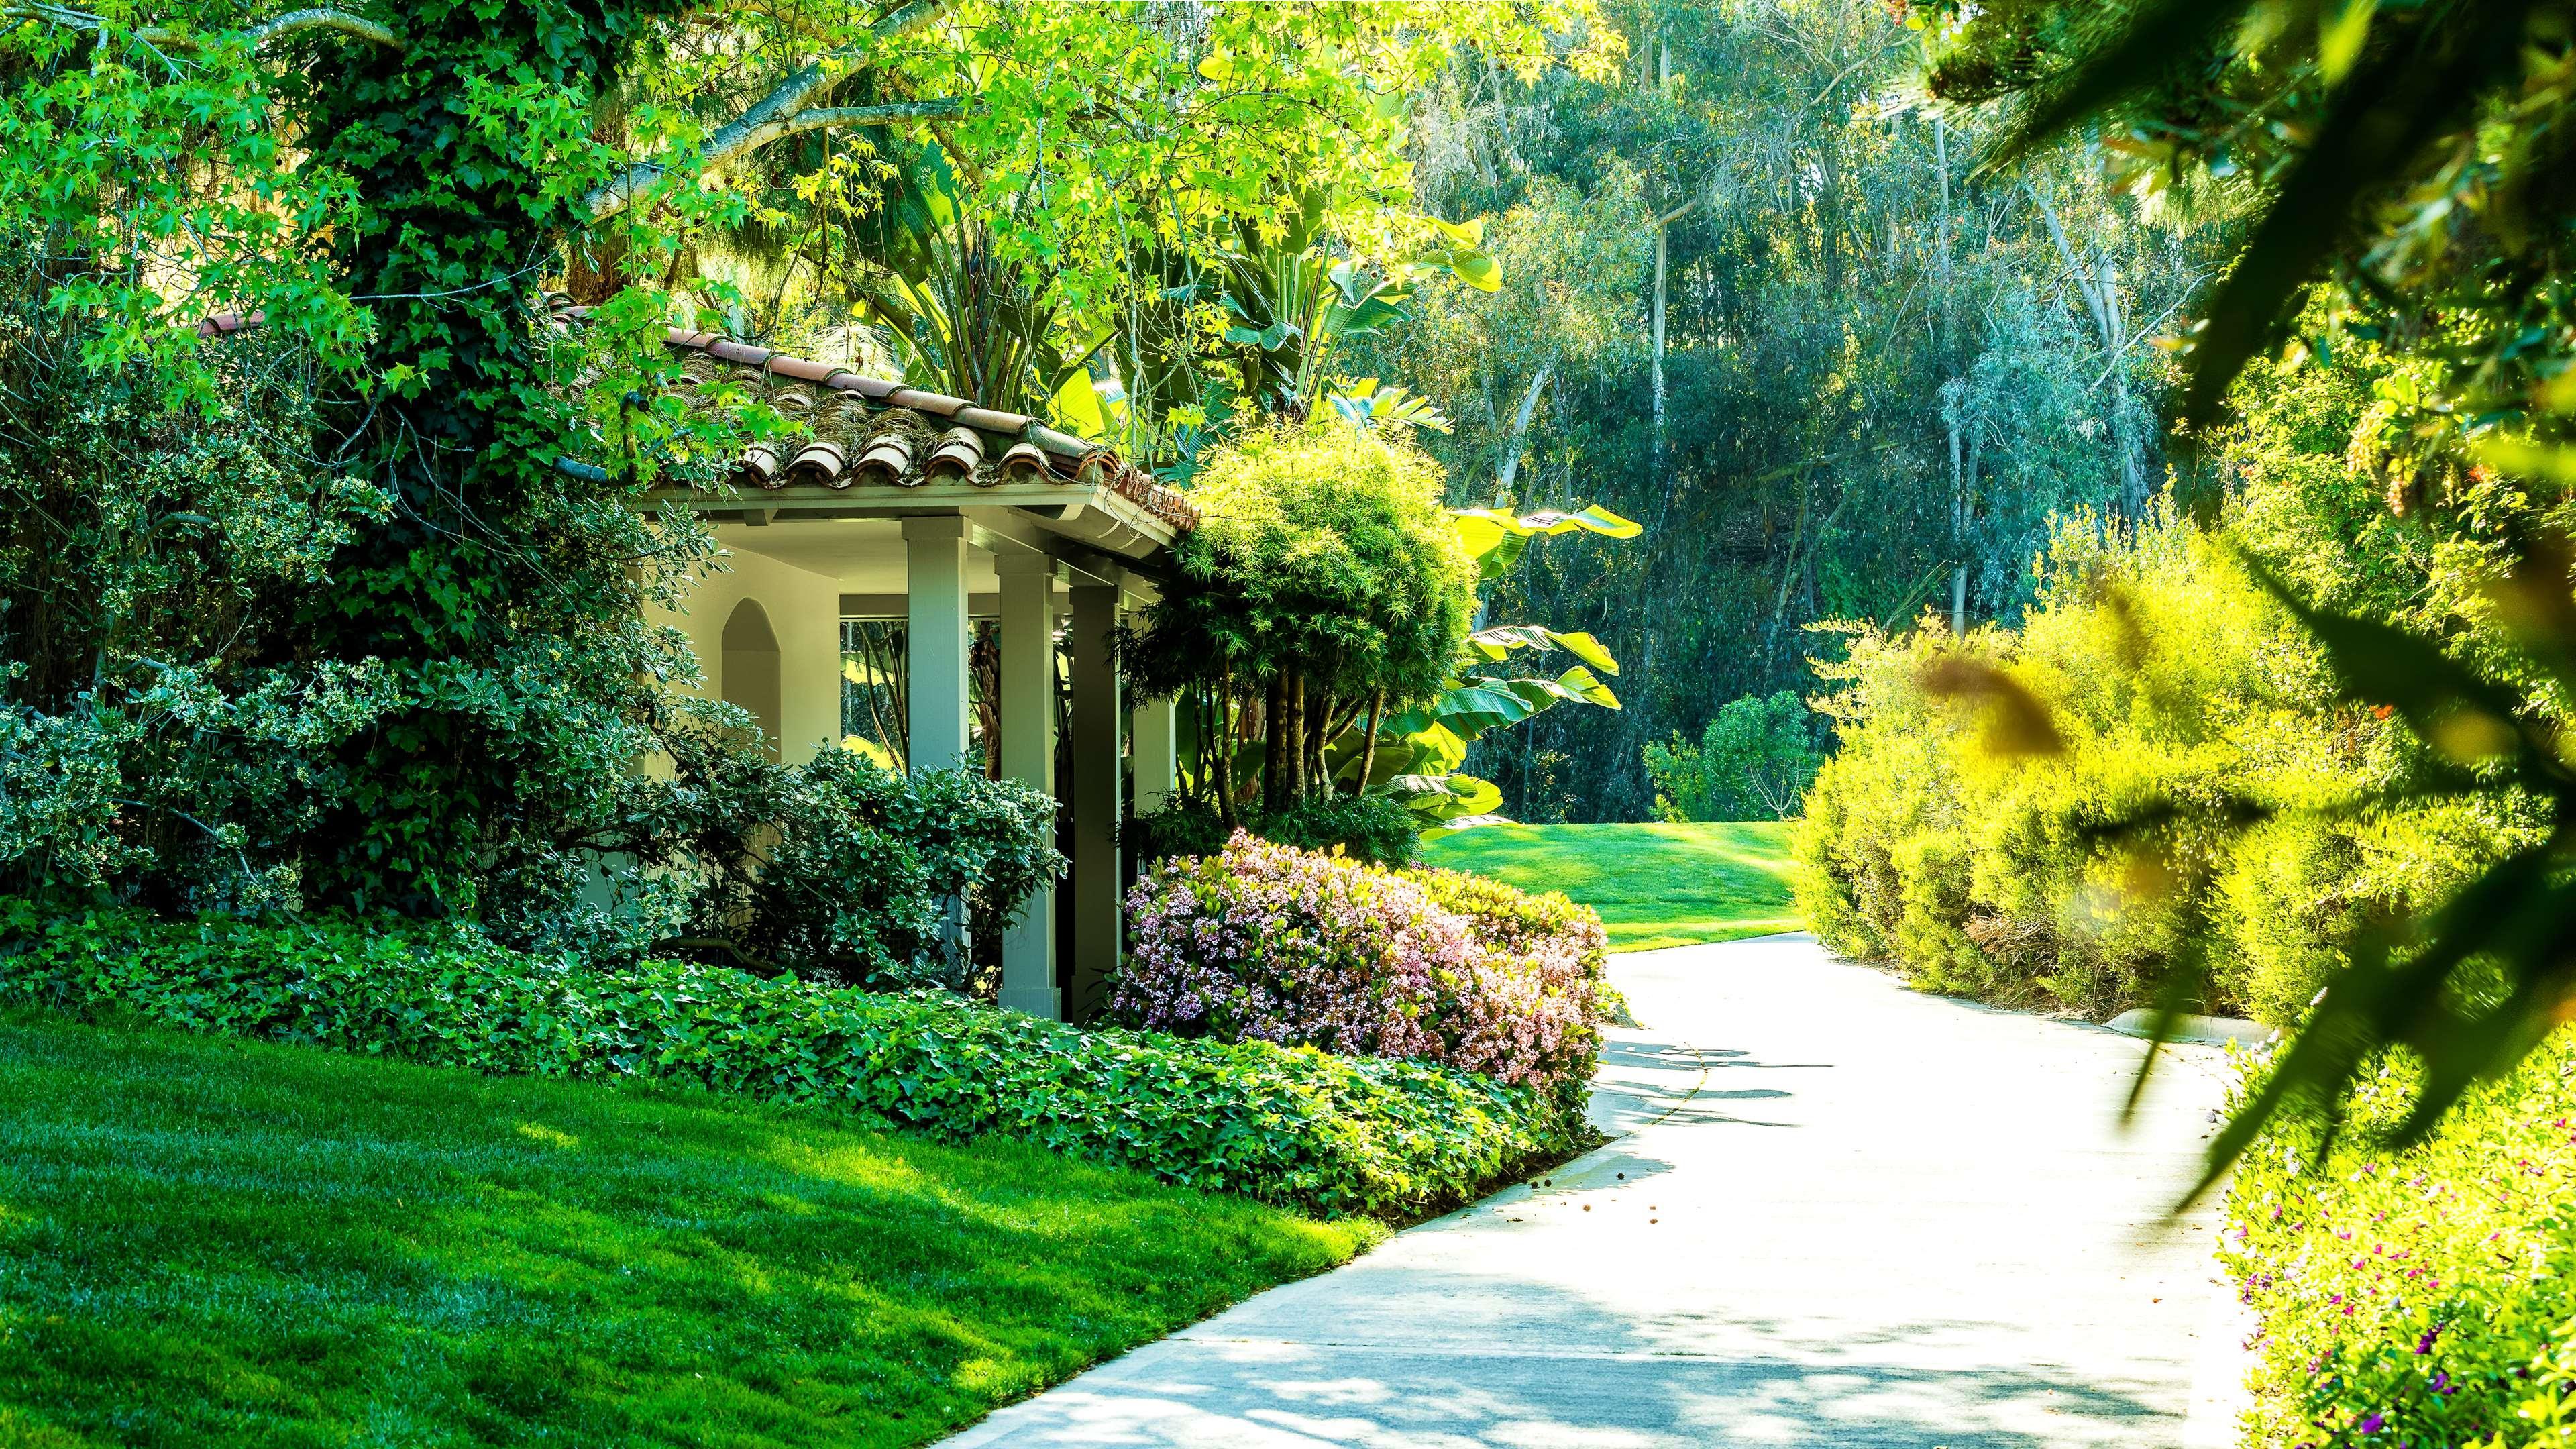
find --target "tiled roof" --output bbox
[642,329,1194,529]
[191,307,1195,531]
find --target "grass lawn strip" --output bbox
[0,1015,1380,1448]
[1419,821,1801,952]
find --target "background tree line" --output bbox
[1354,0,2233,822]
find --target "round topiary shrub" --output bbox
[1108,832,1605,1091]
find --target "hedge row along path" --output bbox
[943,934,2249,1447]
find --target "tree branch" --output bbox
[582,0,955,223]
[244,7,397,49]
[582,97,966,221]
[6,2,398,52]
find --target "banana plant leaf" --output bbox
[1467,623,1621,674]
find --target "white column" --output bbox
[994,550,1061,1020]
[902,515,972,771]
[1132,695,1177,816]
[1066,582,1123,1022]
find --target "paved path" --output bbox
[945,934,2247,1448]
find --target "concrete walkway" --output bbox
[943,934,2247,1448]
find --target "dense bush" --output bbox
[1259,794,1424,867]
[1408,863,1609,979]
[1643,690,1824,822]
[1129,797,1420,869]
[2222,1030,2576,1446]
[1794,512,2526,1023]
[0,902,1576,1218]
[1121,421,1475,815]
[646,729,1061,989]
[1109,833,1606,1097]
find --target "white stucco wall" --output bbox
[651,543,844,765]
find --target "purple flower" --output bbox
[2355,1413,2385,1434]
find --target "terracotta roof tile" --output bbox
[191,303,1197,531]
[636,321,1191,527]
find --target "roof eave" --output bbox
[648,478,1179,559]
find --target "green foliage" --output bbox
[1358,0,2224,821]
[1126,803,1242,867]
[647,731,1062,988]
[0,1014,1381,1447]
[0,0,1615,936]
[0,5,749,927]
[1418,821,1802,952]
[1925,0,2576,437]
[2222,1030,2576,1448]
[1127,796,1421,870]
[0,235,383,912]
[1793,509,2527,1022]
[1143,421,1475,706]
[1913,0,2576,1174]
[1256,796,1424,869]
[1127,420,1479,817]
[1373,505,1639,833]
[1643,691,1824,822]
[0,902,1574,1218]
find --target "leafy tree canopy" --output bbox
[1133,420,1477,709]
[0,0,1611,921]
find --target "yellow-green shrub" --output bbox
[1797,512,2514,1024]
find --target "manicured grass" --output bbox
[0,1013,1381,1448]
[1419,820,1802,952]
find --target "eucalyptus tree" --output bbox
[1363,0,2224,821]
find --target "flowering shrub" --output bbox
[1409,865,1609,975]
[2222,1028,2576,1447]
[0,901,1570,1218]
[1109,833,1607,1095]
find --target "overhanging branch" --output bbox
[244,7,398,49]
[6,2,398,52]
[582,97,967,221]
[580,0,953,222]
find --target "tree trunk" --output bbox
[1652,223,1667,460]
[1934,118,1954,352]
[1495,360,1553,506]
[1261,672,1288,814]
[1282,672,1307,803]
[1212,674,1238,828]
[1305,690,1332,800]
[1355,688,1385,797]
[2027,180,2148,522]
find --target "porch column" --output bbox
[994,551,1061,1020]
[901,516,972,770]
[1132,696,1177,816]
[1065,582,1123,1022]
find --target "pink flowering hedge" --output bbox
[1109,833,1611,1098]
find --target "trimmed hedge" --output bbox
[0,902,1580,1218]
[2222,1028,2576,1446]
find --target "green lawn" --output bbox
[1421,820,1803,952]
[0,1014,1380,1449]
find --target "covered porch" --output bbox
[643,332,1191,1021]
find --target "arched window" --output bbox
[720,598,782,762]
